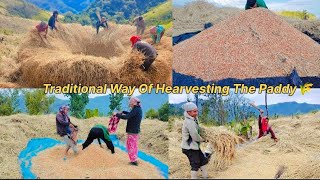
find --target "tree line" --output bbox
[0,89,168,121]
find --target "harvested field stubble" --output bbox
[17,23,172,87]
[173,8,320,82]
[170,112,320,178]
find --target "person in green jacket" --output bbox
[82,124,115,154]
[245,0,268,10]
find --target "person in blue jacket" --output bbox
[48,11,59,30]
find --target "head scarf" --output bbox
[130,35,141,47]
[182,102,197,112]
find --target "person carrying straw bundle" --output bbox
[181,102,210,179]
[56,105,79,160]
[130,35,158,71]
[115,97,142,166]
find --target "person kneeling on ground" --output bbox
[130,36,158,71]
[150,25,165,44]
[82,124,115,154]
[245,0,268,10]
[257,109,278,142]
[36,21,48,38]
[181,102,211,179]
[56,105,78,160]
[96,17,108,34]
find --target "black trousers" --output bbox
[82,128,115,153]
[141,57,156,71]
[182,149,208,171]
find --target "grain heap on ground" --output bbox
[173,8,320,82]
[32,145,163,179]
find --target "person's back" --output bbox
[133,41,157,59]
[245,0,268,10]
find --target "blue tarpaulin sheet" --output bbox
[18,135,168,179]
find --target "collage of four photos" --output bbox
[0,0,320,179]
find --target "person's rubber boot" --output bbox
[200,165,208,179]
[191,171,198,179]
[129,161,138,166]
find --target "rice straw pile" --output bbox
[17,22,172,87]
[201,126,243,170]
[173,8,320,82]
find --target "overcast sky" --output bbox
[169,89,320,105]
[173,0,320,17]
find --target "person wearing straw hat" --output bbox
[35,21,48,38]
[48,10,59,30]
[245,0,268,10]
[56,105,78,160]
[132,16,146,35]
[181,102,209,179]
[82,124,115,154]
[130,35,158,71]
[150,25,165,44]
[115,97,142,166]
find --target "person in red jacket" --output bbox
[258,109,278,142]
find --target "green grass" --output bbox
[0,28,14,36]
[143,0,172,29]
[32,10,51,21]
[278,10,317,20]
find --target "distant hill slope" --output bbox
[143,0,172,29]
[0,0,50,21]
[81,0,167,24]
[170,101,320,118]
[24,0,94,14]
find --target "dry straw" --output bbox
[17,22,172,87]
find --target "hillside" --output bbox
[81,0,167,24]
[143,0,172,30]
[170,101,320,118]
[0,0,50,21]
[169,112,320,178]
[25,0,94,14]
[0,114,168,178]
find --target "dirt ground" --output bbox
[0,114,168,178]
[169,112,320,179]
